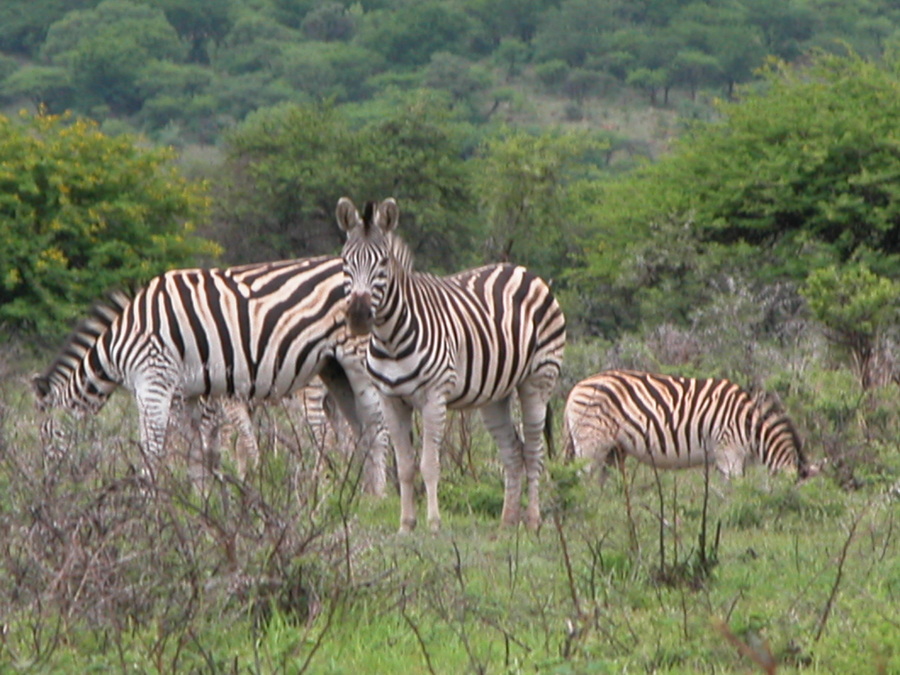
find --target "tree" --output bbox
[533,0,627,67]
[474,128,607,281]
[0,0,95,56]
[574,52,900,336]
[492,37,529,82]
[670,49,720,100]
[156,0,234,64]
[41,0,184,63]
[0,65,75,112]
[358,91,480,271]
[423,52,492,116]
[462,0,556,44]
[134,61,218,140]
[356,2,475,68]
[214,102,356,263]
[0,112,217,339]
[212,13,299,75]
[214,94,479,272]
[626,66,667,105]
[275,41,385,102]
[745,0,816,61]
[40,0,185,114]
[300,2,356,42]
[802,263,900,389]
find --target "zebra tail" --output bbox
[543,401,554,460]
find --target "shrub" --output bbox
[0,111,218,340]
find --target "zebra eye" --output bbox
[379,256,389,266]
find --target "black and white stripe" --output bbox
[564,369,810,479]
[337,197,566,532]
[33,256,388,493]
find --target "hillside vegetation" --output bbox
[2,2,900,672]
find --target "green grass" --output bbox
[2,363,899,674]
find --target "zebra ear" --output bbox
[335,197,361,233]
[378,198,399,233]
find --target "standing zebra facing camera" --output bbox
[337,197,566,533]
[32,256,390,494]
[564,369,814,481]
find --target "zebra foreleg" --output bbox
[383,396,417,533]
[134,383,176,480]
[481,397,526,529]
[420,398,448,533]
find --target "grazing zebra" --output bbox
[32,256,389,494]
[564,369,812,480]
[337,197,566,532]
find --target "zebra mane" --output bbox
[363,201,377,235]
[388,232,415,273]
[37,290,132,383]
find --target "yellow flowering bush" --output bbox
[0,111,219,339]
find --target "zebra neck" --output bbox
[48,350,118,411]
[372,272,417,352]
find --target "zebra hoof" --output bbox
[428,517,441,534]
[398,518,417,535]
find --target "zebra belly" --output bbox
[173,344,330,401]
[367,353,517,410]
[624,442,714,469]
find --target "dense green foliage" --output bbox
[212,95,607,280]
[0,111,217,338]
[802,263,900,388]
[572,52,900,336]
[2,2,899,369]
[4,0,900,143]
[213,95,481,272]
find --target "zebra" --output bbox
[337,197,566,533]
[563,369,812,481]
[292,375,355,454]
[225,375,357,477]
[32,256,390,494]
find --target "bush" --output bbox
[0,111,218,339]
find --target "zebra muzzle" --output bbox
[347,293,374,336]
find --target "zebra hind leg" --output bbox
[221,399,259,478]
[480,397,526,528]
[518,384,552,531]
[383,396,417,533]
[420,398,449,533]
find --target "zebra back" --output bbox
[41,256,348,408]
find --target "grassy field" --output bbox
[1,350,899,674]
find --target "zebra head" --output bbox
[31,367,108,417]
[752,390,810,479]
[336,196,400,336]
